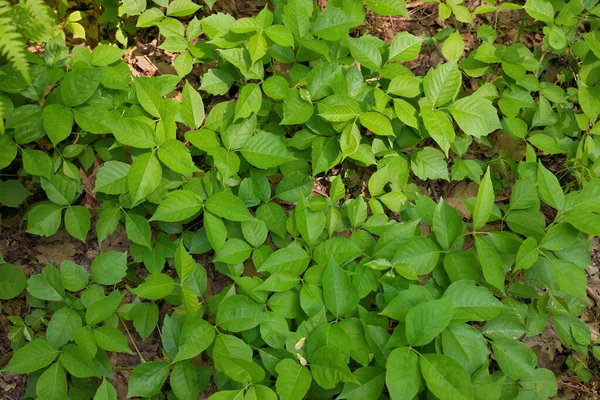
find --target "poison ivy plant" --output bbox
[1,0,600,398]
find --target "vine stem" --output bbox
[119,315,146,363]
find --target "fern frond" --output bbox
[0,1,30,83]
[22,0,56,42]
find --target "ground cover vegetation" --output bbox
[0,0,600,398]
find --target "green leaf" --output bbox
[127,362,171,398]
[537,162,564,210]
[389,32,423,62]
[473,166,494,229]
[94,161,130,194]
[443,280,506,323]
[91,44,127,66]
[257,246,310,275]
[46,307,82,348]
[41,174,76,205]
[282,0,311,38]
[215,238,252,264]
[475,236,505,294]
[86,293,125,325]
[386,346,421,399]
[181,81,205,128]
[491,338,537,379]
[365,0,407,16]
[128,152,162,205]
[206,192,253,221]
[27,204,63,237]
[167,0,200,16]
[420,354,473,400]
[410,147,449,181]
[433,199,463,250]
[392,236,440,275]
[441,324,488,375]
[442,30,465,61]
[213,334,264,382]
[132,302,159,339]
[64,205,91,242]
[323,259,359,318]
[265,24,294,47]
[171,361,201,400]
[449,95,501,138]
[61,67,103,107]
[539,223,578,251]
[311,346,359,389]
[235,83,262,120]
[359,112,394,136]
[275,359,312,400]
[94,325,133,353]
[519,368,558,400]
[4,340,60,374]
[135,78,163,118]
[22,149,51,179]
[59,344,97,378]
[0,264,26,300]
[216,295,267,332]
[241,132,296,169]
[97,208,121,247]
[406,297,453,346]
[123,0,146,15]
[549,259,587,298]
[420,103,454,156]
[174,315,215,362]
[312,136,342,175]
[94,379,117,400]
[91,251,127,285]
[43,104,73,145]
[424,61,461,107]
[348,37,382,70]
[0,135,17,169]
[27,265,64,301]
[175,240,195,282]
[157,139,201,174]
[36,362,67,400]
[130,273,176,299]
[524,0,554,22]
[151,190,202,222]
[222,115,256,150]
[108,118,157,148]
[125,212,152,249]
[515,237,538,271]
[339,367,385,400]
[200,69,235,95]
